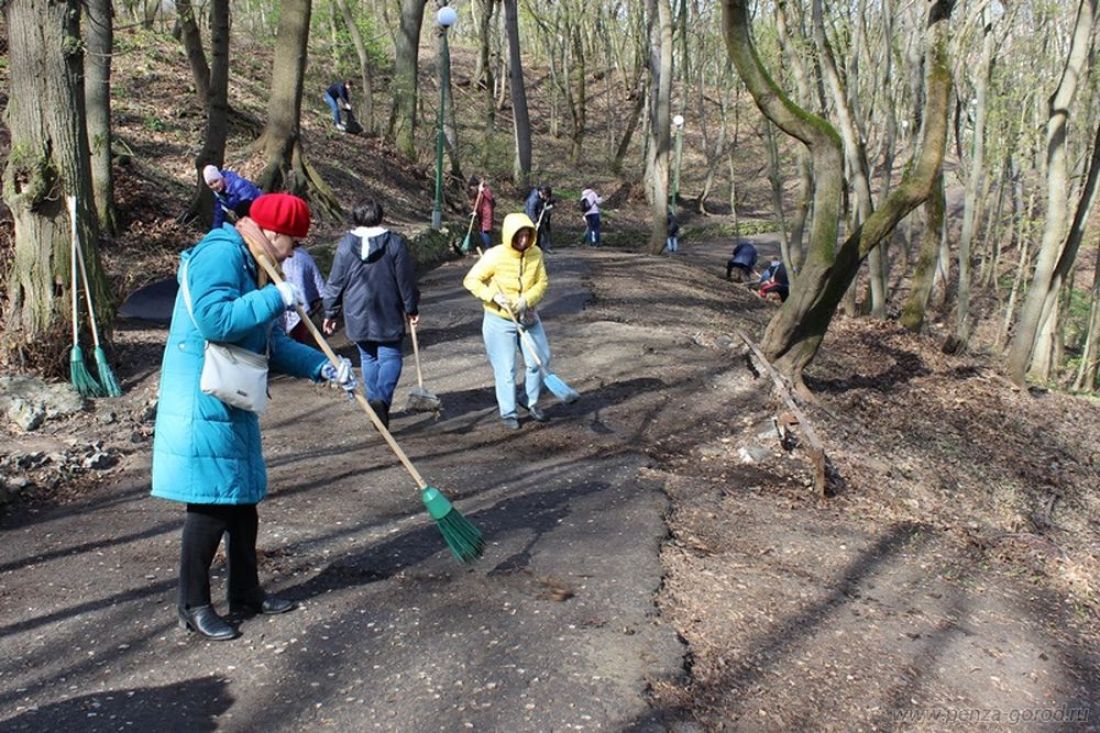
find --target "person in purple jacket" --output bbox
[203,165,262,231]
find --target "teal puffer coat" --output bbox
[151,226,328,505]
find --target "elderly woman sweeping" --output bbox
[463,212,554,429]
[152,193,356,641]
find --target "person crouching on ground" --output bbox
[152,193,357,641]
[463,213,552,430]
[203,165,262,231]
[323,198,420,429]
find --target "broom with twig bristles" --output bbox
[69,196,123,397]
[68,196,102,398]
[240,220,483,563]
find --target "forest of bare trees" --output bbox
[2,0,1098,394]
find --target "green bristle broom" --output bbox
[68,197,103,398]
[70,197,122,397]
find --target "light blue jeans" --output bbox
[323,94,342,125]
[356,340,403,407]
[482,312,549,418]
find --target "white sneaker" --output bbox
[335,122,346,132]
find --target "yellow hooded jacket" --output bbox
[463,213,548,319]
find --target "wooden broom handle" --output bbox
[465,186,485,255]
[244,226,429,490]
[409,318,425,389]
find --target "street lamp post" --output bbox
[670,114,685,210]
[432,5,458,230]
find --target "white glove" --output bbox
[514,296,528,319]
[320,357,357,393]
[492,293,510,310]
[276,281,304,310]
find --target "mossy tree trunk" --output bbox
[254,0,340,218]
[2,0,111,374]
[389,0,427,160]
[722,0,954,392]
[900,171,945,332]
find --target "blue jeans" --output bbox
[665,236,678,252]
[323,94,341,125]
[356,340,404,406]
[584,213,601,246]
[480,230,492,249]
[482,312,549,418]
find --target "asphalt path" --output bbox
[0,250,684,731]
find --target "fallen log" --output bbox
[736,330,831,498]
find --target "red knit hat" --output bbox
[250,193,311,239]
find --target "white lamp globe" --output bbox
[672,114,685,128]
[438,6,458,27]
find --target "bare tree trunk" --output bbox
[567,26,588,164]
[254,0,340,217]
[2,0,111,372]
[775,0,812,268]
[84,0,116,235]
[473,0,496,167]
[174,0,210,105]
[812,0,879,316]
[763,120,793,270]
[389,0,427,159]
[503,0,532,188]
[950,6,995,352]
[186,0,230,227]
[1007,0,1096,386]
[645,0,673,254]
[1075,234,1100,391]
[335,0,376,134]
[900,172,944,332]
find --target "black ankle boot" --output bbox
[229,592,296,616]
[178,605,239,640]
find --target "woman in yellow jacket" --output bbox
[463,213,551,429]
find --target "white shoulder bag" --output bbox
[181,259,270,414]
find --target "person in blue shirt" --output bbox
[203,165,262,231]
[281,244,328,344]
[324,80,353,130]
[726,241,758,281]
[524,185,554,253]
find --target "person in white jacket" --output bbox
[580,186,603,246]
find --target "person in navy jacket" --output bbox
[323,198,420,429]
[324,79,353,130]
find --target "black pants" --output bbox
[179,503,260,610]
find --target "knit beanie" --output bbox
[249,193,311,239]
[202,165,223,185]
